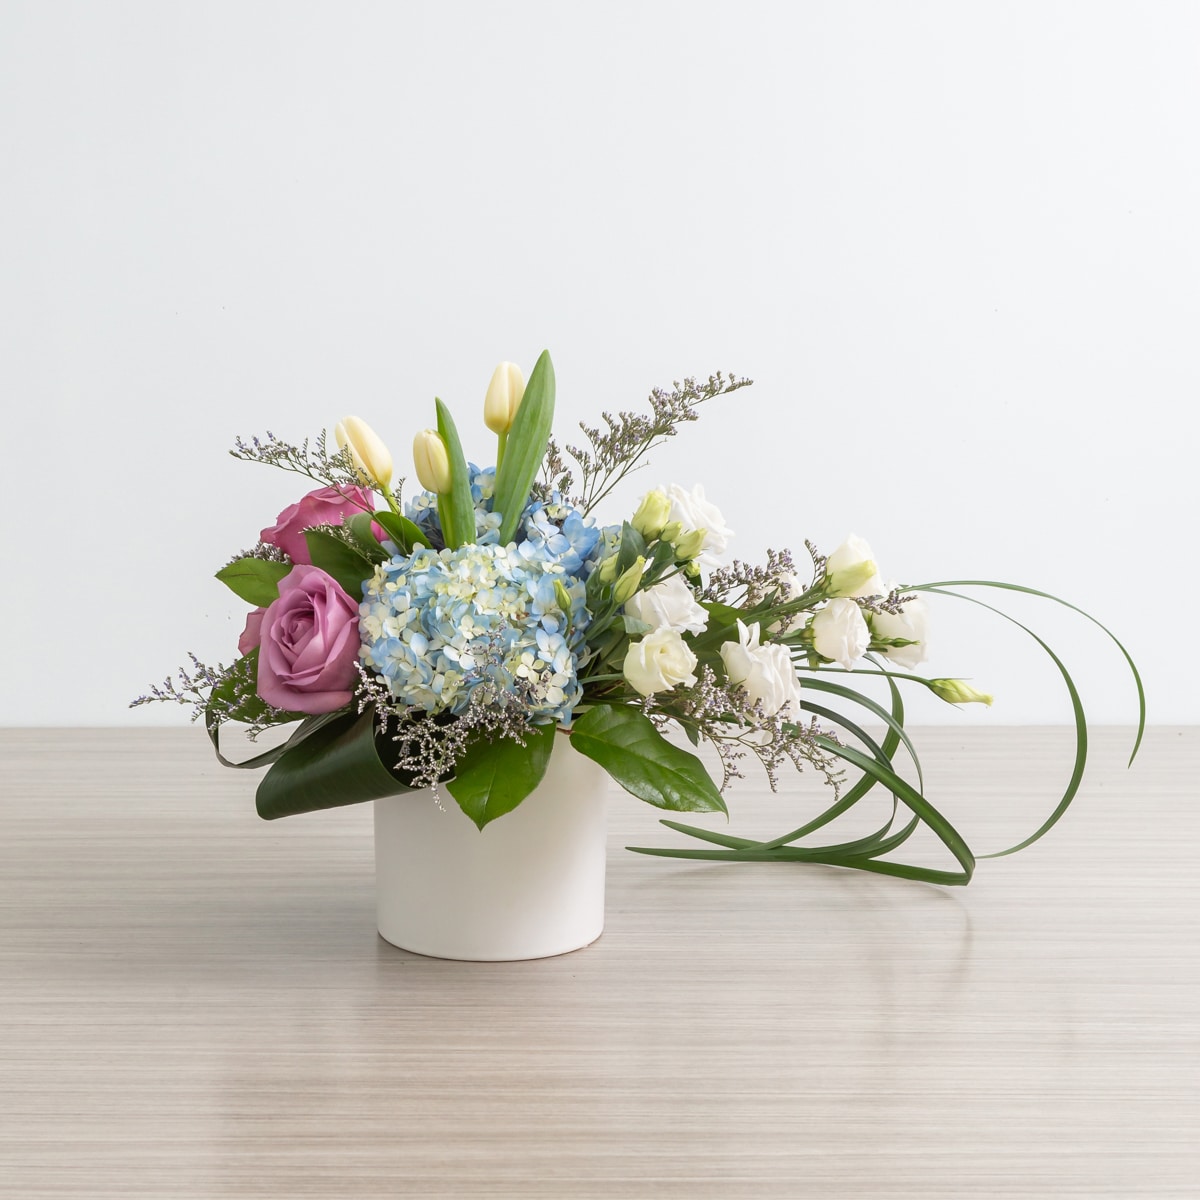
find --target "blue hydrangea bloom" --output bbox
[359,539,593,725]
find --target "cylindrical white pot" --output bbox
[374,735,608,961]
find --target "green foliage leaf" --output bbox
[302,528,375,599]
[373,509,425,555]
[446,723,556,830]
[615,522,647,574]
[493,349,556,546]
[570,705,726,814]
[434,398,477,550]
[344,512,390,563]
[256,708,417,820]
[206,649,272,726]
[215,558,291,606]
[206,708,346,771]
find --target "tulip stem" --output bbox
[495,430,509,474]
[378,482,402,517]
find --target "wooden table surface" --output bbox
[1,726,1196,1199]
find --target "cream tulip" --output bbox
[483,362,526,435]
[413,428,452,494]
[335,416,393,489]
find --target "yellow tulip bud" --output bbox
[483,361,526,435]
[672,528,707,562]
[612,556,647,606]
[335,416,393,489]
[413,428,452,494]
[929,679,994,707]
[632,490,672,540]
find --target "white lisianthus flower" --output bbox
[663,483,733,564]
[623,628,699,697]
[624,574,709,636]
[825,534,885,598]
[719,620,803,718]
[871,587,930,669]
[810,598,871,670]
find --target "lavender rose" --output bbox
[257,566,361,714]
[238,607,265,655]
[260,485,376,565]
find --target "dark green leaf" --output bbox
[215,558,291,606]
[373,509,425,555]
[302,528,375,599]
[570,705,726,814]
[255,708,418,820]
[615,522,647,574]
[344,512,390,563]
[446,723,556,830]
[206,708,346,771]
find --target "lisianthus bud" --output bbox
[632,490,672,540]
[612,556,647,605]
[824,535,884,598]
[672,528,707,562]
[335,416,393,489]
[483,361,526,435]
[413,429,452,494]
[929,678,994,707]
[598,554,619,584]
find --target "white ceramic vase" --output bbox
[374,734,609,961]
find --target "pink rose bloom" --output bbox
[238,607,265,655]
[260,485,376,564]
[257,566,361,714]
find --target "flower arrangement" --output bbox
[136,350,1143,885]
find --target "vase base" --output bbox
[376,923,604,962]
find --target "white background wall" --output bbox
[2,1,1194,726]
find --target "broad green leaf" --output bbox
[615,522,647,574]
[302,528,376,599]
[435,398,477,550]
[344,512,390,563]
[373,509,425,554]
[570,705,726,814]
[446,723,556,830]
[493,349,556,546]
[256,707,417,820]
[215,558,291,606]
[206,708,346,771]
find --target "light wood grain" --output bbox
[1,727,1196,1198]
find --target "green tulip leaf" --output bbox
[435,398,477,550]
[570,705,726,814]
[446,722,557,830]
[493,349,556,546]
[215,558,291,606]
